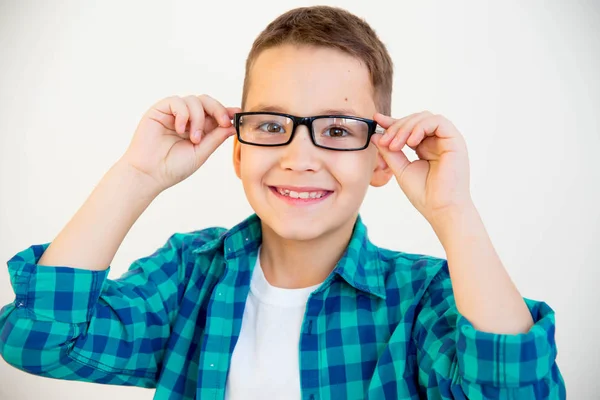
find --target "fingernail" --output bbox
[194,130,201,141]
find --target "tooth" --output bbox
[290,191,299,198]
[309,192,317,198]
[299,192,309,199]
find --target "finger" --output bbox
[147,106,176,132]
[227,107,242,122]
[193,125,237,164]
[414,136,439,160]
[374,113,409,145]
[148,96,184,133]
[373,113,397,129]
[383,116,413,147]
[168,96,190,137]
[198,95,232,129]
[371,134,411,178]
[376,113,420,147]
[203,106,243,139]
[388,112,432,151]
[407,114,456,149]
[183,95,205,144]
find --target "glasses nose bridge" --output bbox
[294,116,314,133]
[280,116,321,171]
[289,116,315,143]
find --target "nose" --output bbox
[279,125,321,172]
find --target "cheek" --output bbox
[332,151,377,184]
[240,148,271,185]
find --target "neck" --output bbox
[259,215,357,289]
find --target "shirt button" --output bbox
[16,301,24,307]
[210,364,214,367]
[218,292,222,296]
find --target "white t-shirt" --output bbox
[225,251,322,400]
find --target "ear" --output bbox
[370,151,394,187]
[233,136,242,179]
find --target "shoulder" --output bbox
[164,226,229,259]
[379,246,448,282]
[170,226,229,248]
[376,245,451,303]
[134,226,228,288]
[162,214,261,269]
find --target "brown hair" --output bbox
[241,6,394,115]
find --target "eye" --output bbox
[323,127,350,137]
[258,122,285,133]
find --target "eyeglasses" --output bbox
[233,112,385,151]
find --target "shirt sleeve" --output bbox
[413,263,566,399]
[0,233,190,388]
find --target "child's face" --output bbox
[234,44,391,241]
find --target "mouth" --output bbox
[268,186,333,204]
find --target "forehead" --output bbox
[245,44,376,118]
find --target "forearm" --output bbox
[38,159,161,271]
[430,204,533,334]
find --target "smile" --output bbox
[269,186,333,204]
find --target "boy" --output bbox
[0,5,565,400]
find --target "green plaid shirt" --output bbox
[0,214,565,399]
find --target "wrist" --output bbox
[429,202,481,247]
[110,159,163,202]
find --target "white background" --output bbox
[1,0,598,398]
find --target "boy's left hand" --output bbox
[371,112,474,224]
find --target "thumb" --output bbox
[194,125,236,163]
[371,134,411,177]
[226,107,242,120]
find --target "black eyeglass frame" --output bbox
[233,111,385,151]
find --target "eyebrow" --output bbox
[248,104,360,117]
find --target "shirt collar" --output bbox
[192,214,387,299]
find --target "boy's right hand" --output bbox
[121,95,240,194]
